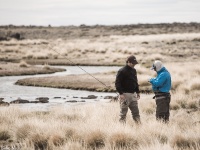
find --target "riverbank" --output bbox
[0,62,65,76]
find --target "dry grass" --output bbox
[0,98,199,150]
[0,33,200,66]
[0,130,11,141]
[1,25,200,149]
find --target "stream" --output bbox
[0,66,120,110]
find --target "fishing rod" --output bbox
[48,46,119,97]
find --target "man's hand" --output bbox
[136,93,140,100]
[119,94,126,101]
[120,94,125,100]
[119,94,127,105]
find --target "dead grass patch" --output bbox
[31,134,48,150]
[84,130,105,149]
[0,130,11,141]
[49,134,65,147]
[16,124,33,141]
[19,60,29,68]
[171,135,200,149]
[109,132,138,149]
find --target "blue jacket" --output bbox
[149,67,171,93]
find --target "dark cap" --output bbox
[126,55,138,64]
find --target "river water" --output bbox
[0,66,120,110]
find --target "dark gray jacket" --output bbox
[115,65,140,95]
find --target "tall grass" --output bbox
[0,95,199,150]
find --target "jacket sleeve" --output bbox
[115,70,124,95]
[150,72,167,88]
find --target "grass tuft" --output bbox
[170,103,180,110]
[49,134,65,146]
[171,135,200,149]
[0,130,11,141]
[19,60,28,68]
[16,124,33,140]
[43,64,50,70]
[176,100,187,109]
[187,100,198,109]
[31,134,48,150]
[109,132,138,149]
[85,130,105,149]
[64,128,82,142]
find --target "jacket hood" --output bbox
[151,60,164,72]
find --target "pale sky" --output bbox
[0,0,200,26]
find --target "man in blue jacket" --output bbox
[149,60,171,122]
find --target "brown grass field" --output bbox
[0,24,200,149]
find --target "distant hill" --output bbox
[0,23,200,40]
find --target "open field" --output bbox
[0,33,200,67]
[0,94,199,150]
[0,23,200,67]
[0,23,200,149]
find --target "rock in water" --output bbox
[36,97,49,103]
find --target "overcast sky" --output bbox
[0,0,200,26]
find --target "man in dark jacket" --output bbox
[149,60,171,123]
[115,55,140,123]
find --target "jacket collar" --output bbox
[157,67,166,74]
[126,65,134,70]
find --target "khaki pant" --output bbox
[119,93,140,123]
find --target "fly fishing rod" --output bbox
[49,46,119,97]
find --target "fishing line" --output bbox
[49,46,119,97]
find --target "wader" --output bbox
[154,92,171,123]
[119,93,140,123]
